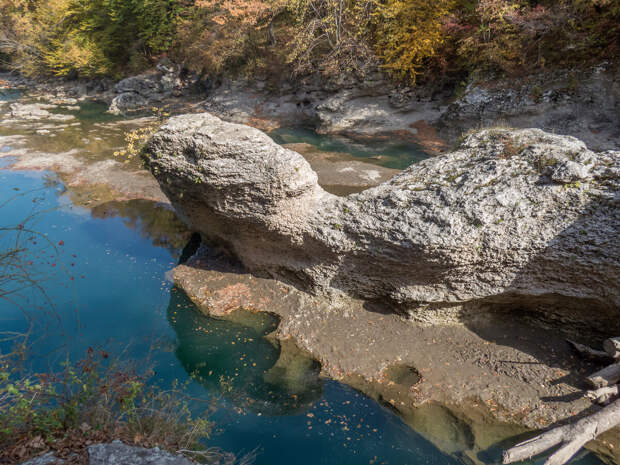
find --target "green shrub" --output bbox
[0,344,214,463]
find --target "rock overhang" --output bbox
[144,113,619,331]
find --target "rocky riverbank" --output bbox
[195,63,620,153]
[4,65,619,463]
[20,441,223,465]
[6,60,617,155]
[144,114,620,463]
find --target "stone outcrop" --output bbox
[201,64,619,152]
[145,113,619,331]
[200,73,444,147]
[19,440,222,465]
[108,59,184,114]
[440,63,620,152]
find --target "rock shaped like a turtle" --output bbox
[144,113,619,330]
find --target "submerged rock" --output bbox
[145,113,619,330]
[6,102,75,122]
[282,142,400,195]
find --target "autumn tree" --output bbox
[374,0,454,84]
[285,0,377,76]
[174,0,285,75]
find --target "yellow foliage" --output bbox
[44,33,110,77]
[374,0,454,84]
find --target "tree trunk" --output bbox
[503,399,620,465]
[586,363,620,388]
[504,338,620,465]
[603,337,620,359]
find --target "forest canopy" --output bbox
[0,0,618,84]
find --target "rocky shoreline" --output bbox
[3,66,620,463]
[4,60,618,154]
[144,114,620,464]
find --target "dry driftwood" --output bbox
[567,339,610,360]
[603,337,620,359]
[586,363,620,388]
[504,337,620,465]
[503,399,620,465]
[587,385,620,405]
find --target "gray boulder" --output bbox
[19,453,64,465]
[108,92,148,115]
[115,75,162,95]
[108,60,183,114]
[88,441,198,465]
[144,113,620,330]
[19,441,213,465]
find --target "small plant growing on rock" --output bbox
[113,107,170,162]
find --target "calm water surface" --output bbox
[0,90,604,465]
[269,127,430,170]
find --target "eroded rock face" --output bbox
[108,59,183,114]
[440,64,620,151]
[145,113,620,329]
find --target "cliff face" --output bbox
[144,113,619,330]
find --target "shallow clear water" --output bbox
[269,127,431,170]
[0,169,462,465]
[0,88,22,101]
[0,91,605,465]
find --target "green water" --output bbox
[269,127,431,170]
[0,90,606,465]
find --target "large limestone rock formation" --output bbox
[144,113,619,329]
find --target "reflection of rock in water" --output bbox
[91,199,190,257]
[166,287,323,415]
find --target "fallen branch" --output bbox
[567,340,611,361]
[503,398,620,465]
[603,337,620,360]
[586,385,619,405]
[505,337,620,464]
[586,363,620,389]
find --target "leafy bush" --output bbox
[0,344,215,463]
[0,0,182,77]
[374,0,454,83]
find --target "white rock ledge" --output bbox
[144,113,620,330]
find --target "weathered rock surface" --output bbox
[200,75,444,151]
[145,113,619,331]
[19,441,210,465]
[108,59,184,114]
[440,64,620,152]
[19,452,64,465]
[201,65,619,152]
[88,441,199,465]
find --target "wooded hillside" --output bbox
[1,0,618,84]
